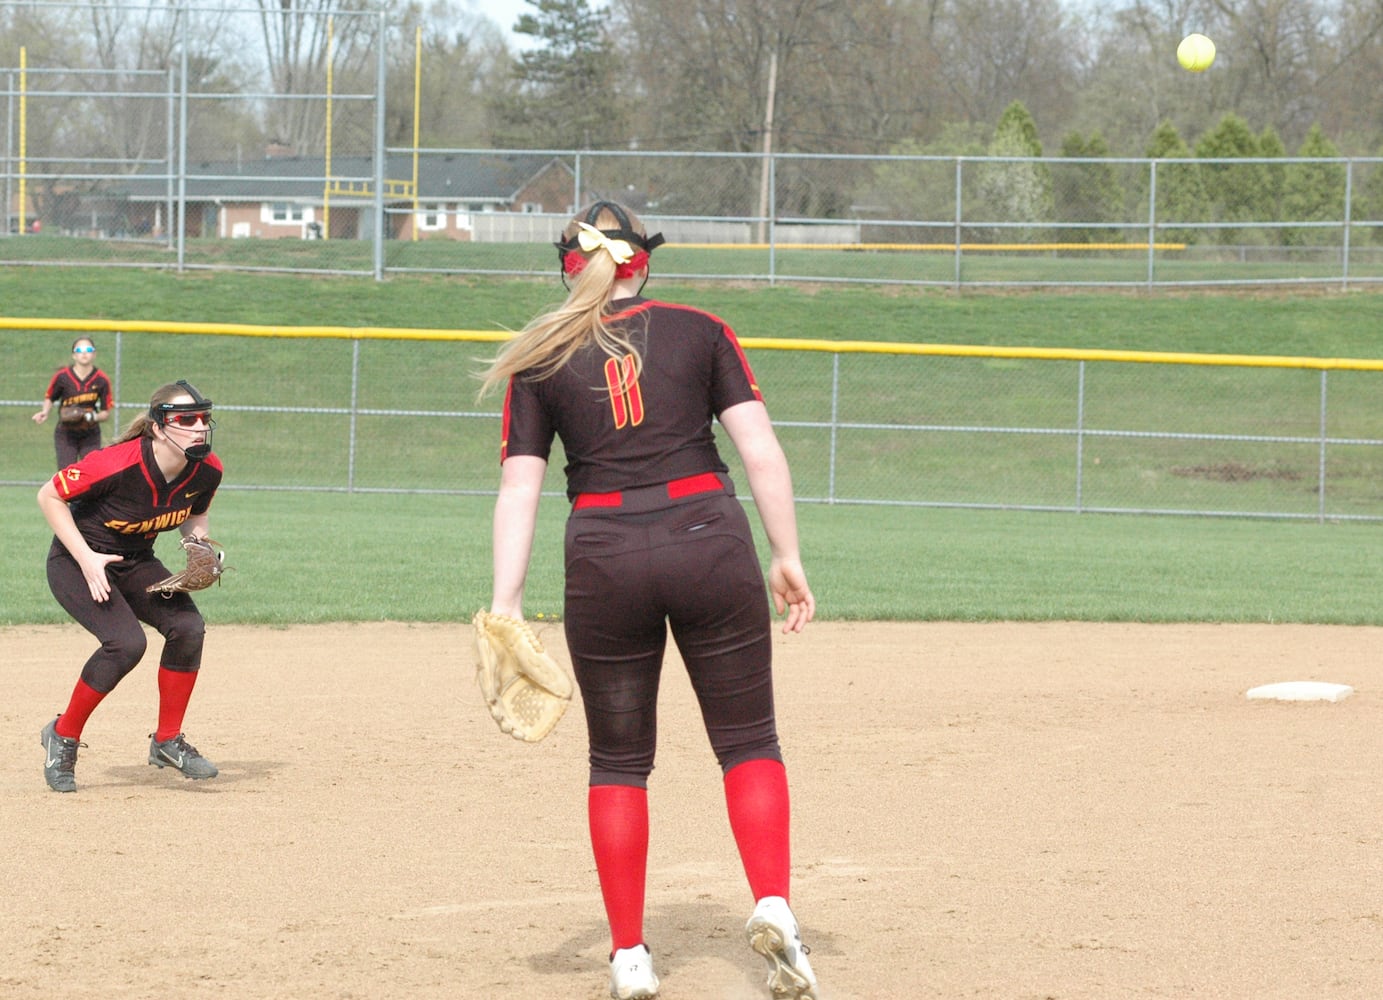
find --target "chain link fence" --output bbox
[2,3,1381,287]
[5,324,1383,522]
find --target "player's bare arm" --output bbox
[36,480,121,602]
[179,512,212,542]
[490,454,547,619]
[718,400,815,632]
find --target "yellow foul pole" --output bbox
[323,16,333,239]
[411,26,421,241]
[406,28,417,239]
[18,47,27,234]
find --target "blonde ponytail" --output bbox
[477,202,657,398]
[112,382,184,444]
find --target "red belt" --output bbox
[573,472,728,512]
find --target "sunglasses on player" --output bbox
[165,412,214,429]
[73,346,95,354]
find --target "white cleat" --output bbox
[609,943,660,999]
[745,896,818,999]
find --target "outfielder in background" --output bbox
[37,380,223,793]
[477,201,820,1000]
[31,336,114,469]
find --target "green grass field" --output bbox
[6,235,1383,285]
[4,265,1383,355]
[4,488,1379,626]
[3,269,1382,626]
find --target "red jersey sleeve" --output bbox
[45,369,69,402]
[96,370,114,410]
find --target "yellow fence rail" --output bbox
[5,317,1383,521]
[4,316,1382,372]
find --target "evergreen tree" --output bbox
[1283,124,1346,246]
[1056,131,1125,243]
[1143,121,1207,245]
[1257,126,1287,239]
[1363,145,1383,246]
[488,0,625,149]
[870,129,989,241]
[976,101,1053,241]
[1195,114,1267,242]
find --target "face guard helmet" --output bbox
[150,379,216,461]
[555,201,665,292]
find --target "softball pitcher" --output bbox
[32,336,114,468]
[37,381,223,793]
[478,202,819,1000]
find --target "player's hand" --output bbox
[768,557,815,634]
[33,410,48,424]
[77,550,123,603]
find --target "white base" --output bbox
[1246,681,1354,703]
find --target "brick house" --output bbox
[116,152,576,240]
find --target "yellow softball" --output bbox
[1177,33,1216,72]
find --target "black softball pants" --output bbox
[563,492,782,788]
[47,542,206,693]
[54,427,101,470]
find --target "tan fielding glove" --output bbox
[146,536,227,596]
[472,610,573,742]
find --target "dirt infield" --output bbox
[2,621,1379,1000]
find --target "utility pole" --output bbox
[756,49,777,244]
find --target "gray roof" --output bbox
[114,152,571,203]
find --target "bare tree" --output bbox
[1307,0,1383,146]
[6,0,1383,194]
[614,0,1074,154]
[1208,0,1330,136]
[613,0,844,152]
[254,0,380,156]
[83,3,250,164]
[383,0,511,147]
[925,0,1076,142]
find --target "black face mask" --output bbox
[180,439,213,462]
[150,379,216,461]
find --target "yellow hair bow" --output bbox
[575,222,635,264]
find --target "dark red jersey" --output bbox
[45,366,113,417]
[49,438,223,555]
[502,297,763,499]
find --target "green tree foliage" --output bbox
[1055,131,1126,243]
[1362,146,1383,245]
[1257,127,1287,219]
[975,102,1052,240]
[995,100,1045,157]
[488,0,625,149]
[1144,121,1208,244]
[1195,113,1271,243]
[1144,120,1190,160]
[867,128,990,241]
[1282,124,1345,246]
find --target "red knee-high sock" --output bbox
[55,679,107,740]
[155,667,199,742]
[589,784,650,952]
[724,758,792,901]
